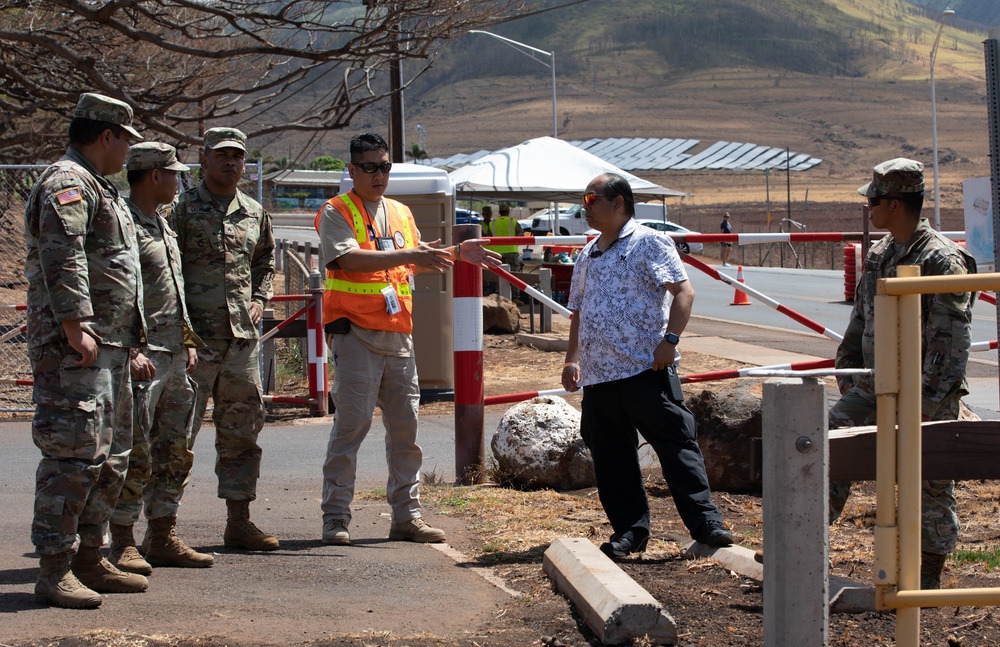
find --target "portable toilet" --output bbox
[339,163,455,399]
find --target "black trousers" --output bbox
[580,366,722,538]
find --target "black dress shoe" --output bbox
[692,523,734,547]
[599,531,649,559]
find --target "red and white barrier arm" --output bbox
[0,325,26,345]
[258,304,310,344]
[488,265,574,319]
[0,304,27,312]
[971,340,999,352]
[487,236,593,246]
[683,254,844,343]
[484,359,839,406]
[484,388,570,406]
[681,358,835,383]
[0,378,32,386]
[485,231,966,247]
[978,292,997,306]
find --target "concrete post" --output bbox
[762,377,829,647]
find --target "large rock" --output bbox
[686,385,763,493]
[491,396,595,490]
[483,293,520,334]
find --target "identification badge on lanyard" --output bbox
[381,285,401,315]
[375,236,395,251]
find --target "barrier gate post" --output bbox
[307,270,328,417]
[453,224,485,485]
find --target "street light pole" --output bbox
[930,7,955,231]
[468,30,557,139]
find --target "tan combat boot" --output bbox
[110,523,153,575]
[224,500,279,551]
[35,552,102,609]
[71,545,148,594]
[145,515,215,568]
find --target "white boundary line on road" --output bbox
[431,543,524,599]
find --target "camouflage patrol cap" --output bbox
[857,158,925,198]
[126,142,190,172]
[74,92,143,140]
[204,127,247,152]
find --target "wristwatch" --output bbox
[663,332,680,345]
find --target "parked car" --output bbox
[455,208,483,225]
[585,219,704,254]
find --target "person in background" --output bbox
[562,173,734,559]
[109,142,214,574]
[719,212,733,266]
[480,205,494,236]
[492,203,524,273]
[172,127,278,552]
[316,132,501,546]
[830,158,976,589]
[24,92,147,608]
[481,205,498,294]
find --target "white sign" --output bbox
[963,177,994,272]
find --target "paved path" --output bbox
[0,417,509,644]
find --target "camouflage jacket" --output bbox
[127,198,202,353]
[23,148,144,349]
[172,182,274,340]
[836,219,976,419]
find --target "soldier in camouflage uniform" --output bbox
[24,93,149,609]
[107,142,215,574]
[831,158,976,589]
[171,127,278,551]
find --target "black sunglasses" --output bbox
[352,161,392,174]
[868,195,900,208]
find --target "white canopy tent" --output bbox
[447,136,690,202]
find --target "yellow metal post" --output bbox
[894,265,922,645]
[873,291,899,598]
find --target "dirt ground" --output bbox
[18,325,1000,647]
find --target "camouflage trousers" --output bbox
[189,338,265,501]
[829,387,959,555]
[29,342,132,554]
[111,349,197,525]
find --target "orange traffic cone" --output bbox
[730,266,751,306]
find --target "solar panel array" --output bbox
[426,138,822,173]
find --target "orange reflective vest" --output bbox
[314,191,417,333]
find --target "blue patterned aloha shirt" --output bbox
[567,218,688,388]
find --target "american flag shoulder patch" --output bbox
[56,188,83,205]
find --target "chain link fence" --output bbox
[0,161,264,414]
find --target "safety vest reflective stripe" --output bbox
[325,277,413,296]
[340,193,367,243]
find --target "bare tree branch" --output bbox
[0,0,536,162]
